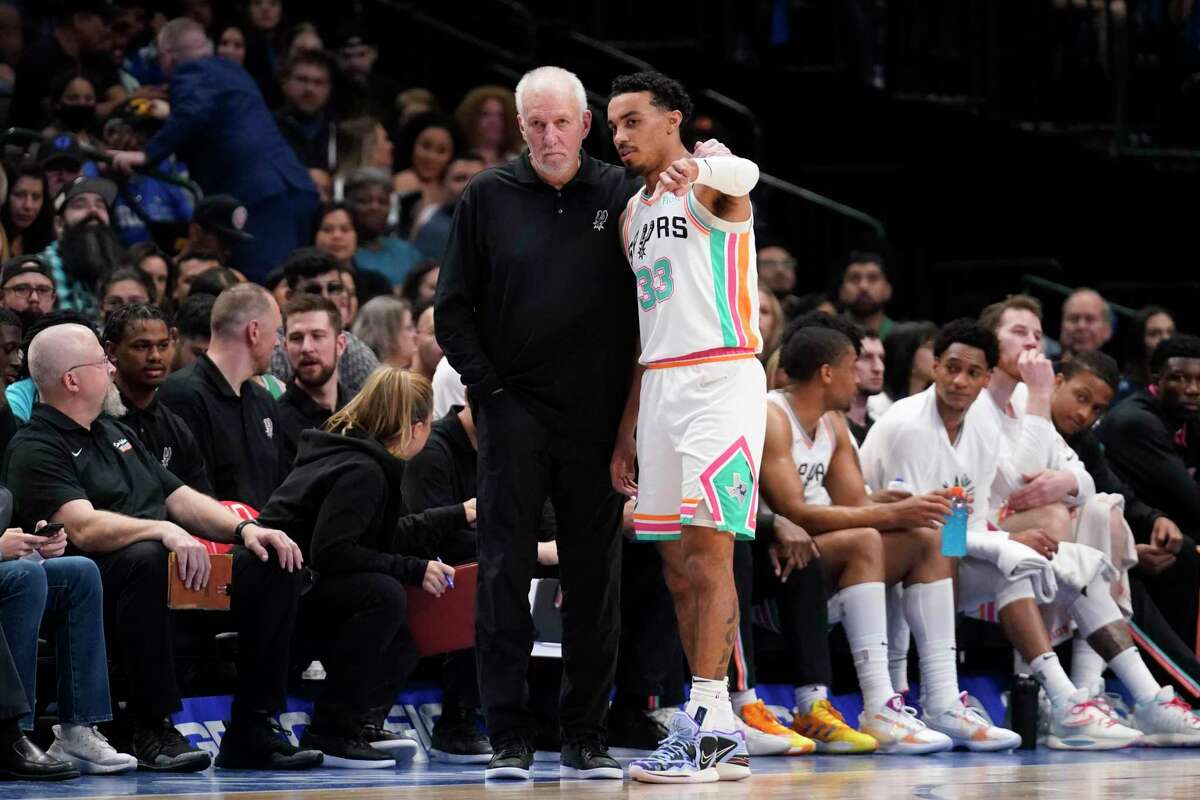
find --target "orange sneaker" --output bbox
[739,700,815,755]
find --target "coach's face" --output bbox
[519,88,590,184]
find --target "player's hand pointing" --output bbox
[655,157,699,199]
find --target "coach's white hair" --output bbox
[514,66,587,119]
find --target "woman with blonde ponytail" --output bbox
[256,367,474,768]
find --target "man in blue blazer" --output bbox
[112,18,319,283]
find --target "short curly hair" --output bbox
[933,318,999,369]
[609,71,693,122]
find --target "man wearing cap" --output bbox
[332,23,400,126]
[0,257,57,324]
[110,18,319,282]
[39,134,91,201]
[186,196,252,268]
[11,2,124,130]
[37,176,124,317]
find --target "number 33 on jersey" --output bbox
[622,188,760,367]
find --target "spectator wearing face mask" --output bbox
[44,71,101,149]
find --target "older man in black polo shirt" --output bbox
[103,304,210,493]
[159,284,288,508]
[2,323,319,773]
[436,65,637,780]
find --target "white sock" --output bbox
[1070,636,1107,697]
[1030,651,1077,706]
[887,583,911,693]
[903,578,960,715]
[838,582,895,710]
[795,684,828,714]
[686,676,731,731]
[730,688,758,712]
[1108,648,1161,705]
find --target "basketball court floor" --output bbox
[4,748,1199,800]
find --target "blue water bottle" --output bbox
[941,487,968,557]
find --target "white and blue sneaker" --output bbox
[628,711,718,784]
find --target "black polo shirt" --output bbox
[118,391,213,495]
[277,381,348,467]
[435,151,639,442]
[157,353,286,510]
[3,405,182,530]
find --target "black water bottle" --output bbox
[1011,674,1040,750]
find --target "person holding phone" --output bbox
[0,498,139,777]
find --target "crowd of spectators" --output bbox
[0,0,1194,784]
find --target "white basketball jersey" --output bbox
[622,187,760,367]
[767,391,835,506]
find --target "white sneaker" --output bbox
[1131,686,1200,747]
[923,693,1022,752]
[732,713,791,756]
[858,694,952,755]
[301,660,327,680]
[47,724,138,774]
[1046,689,1143,750]
[1093,691,1133,725]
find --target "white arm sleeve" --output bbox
[693,157,760,196]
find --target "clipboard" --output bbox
[405,562,477,656]
[167,552,232,610]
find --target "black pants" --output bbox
[729,534,831,690]
[94,541,301,721]
[300,572,419,717]
[0,622,27,722]
[614,539,685,709]
[1136,534,1200,652]
[475,392,623,741]
[1129,571,1200,699]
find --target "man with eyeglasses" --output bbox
[0,257,57,326]
[267,248,379,395]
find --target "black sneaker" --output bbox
[299,725,395,770]
[560,738,622,780]
[430,707,492,764]
[131,719,212,772]
[607,704,669,752]
[214,715,323,771]
[360,723,419,761]
[484,734,533,780]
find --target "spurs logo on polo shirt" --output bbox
[112,437,133,453]
[161,446,173,468]
[263,418,274,439]
[593,210,608,231]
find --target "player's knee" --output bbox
[661,559,690,600]
[1040,503,1072,542]
[854,527,884,566]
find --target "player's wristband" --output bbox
[694,157,760,196]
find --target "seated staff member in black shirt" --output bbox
[1059,350,1200,661]
[256,368,457,768]
[1099,334,1200,532]
[102,304,211,493]
[277,294,349,466]
[158,284,288,508]
[2,323,319,773]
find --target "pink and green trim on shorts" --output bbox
[696,437,758,541]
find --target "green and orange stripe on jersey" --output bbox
[684,191,759,352]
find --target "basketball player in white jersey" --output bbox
[860,319,1162,750]
[761,317,1020,752]
[607,71,761,783]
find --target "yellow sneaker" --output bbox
[739,700,815,755]
[792,699,879,754]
